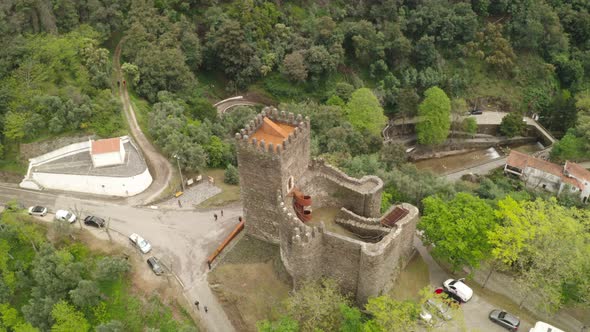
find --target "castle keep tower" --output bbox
[235,107,311,243]
[235,107,418,305]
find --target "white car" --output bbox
[28,206,48,216]
[443,278,473,302]
[55,210,77,223]
[129,233,152,254]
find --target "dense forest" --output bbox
[1,0,590,172]
[0,204,196,331]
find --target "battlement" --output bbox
[310,158,383,195]
[234,107,310,155]
[277,191,324,248]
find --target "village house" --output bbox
[504,150,590,203]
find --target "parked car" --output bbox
[84,215,106,228]
[489,309,520,331]
[28,206,48,217]
[470,109,483,115]
[443,278,473,302]
[55,210,77,223]
[129,233,152,254]
[425,298,453,321]
[147,257,164,276]
[529,321,564,332]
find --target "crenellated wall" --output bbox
[236,107,311,243]
[236,107,419,306]
[276,191,419,305]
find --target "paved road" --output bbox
[114,40,174,206]
[0,184,238,332]
[444,157,508,181]
[415,237,534,332]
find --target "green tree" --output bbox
[345,88,387,137]
[451,98,468,136]
[205,136,230,168]
[379,143,407,170]
[286,279,349,332]
[419,193,497,270]
[416,86,451,145]
[3,111,27,141]
[95,320,125,332]
[462,117,478,137]
[499,112,525,137]
[365,296,420,332]
[282,52,307,82]
[550,129,587,162]
[224,164,239,185]
[256,316,299,332]
[69,280,101,309]
[489,197,590,312]
[121,62,140,86]
[95,257,130,282]
[50,301,90,332]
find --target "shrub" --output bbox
[224,164,239,185]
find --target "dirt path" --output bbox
[113,39,173,206]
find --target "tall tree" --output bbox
[419,193,497,270]
[416,86,451,145]
[345,88,387,137]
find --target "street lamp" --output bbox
[173,154,185,192]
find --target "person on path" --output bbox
[204,306,208,313]
[214,214,218,221]
[221,210,223,217]
[194,301,199,310]
[178,200,182,208]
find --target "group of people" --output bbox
[213,210,223,221]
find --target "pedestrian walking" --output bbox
[194,301,199,310]
[178,200,182,208]
[117,80,120,87]
[204,306,208,313]
[221,209,223,217]
[238,216,243,222]
[214,213,218,221]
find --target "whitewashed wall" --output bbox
[92,151,124,167]
[31,168,152,197]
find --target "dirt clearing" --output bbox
[208,235,291,331]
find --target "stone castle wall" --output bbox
[236,107,310,243]
[236,107,419,306]
[277,191,419,305]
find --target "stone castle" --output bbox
[235,107,419,304]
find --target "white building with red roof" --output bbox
[505,150,590,203]
[90,137,125,168]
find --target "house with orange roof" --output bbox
[504,150,590,203]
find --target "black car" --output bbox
[84,215,106,228]
[147,257,164,276]
[489,309,520,331]
[470,109,483,115]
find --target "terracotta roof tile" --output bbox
[91,138,121,155]
[506,151,584,189]
[250,117,296,146]
[564,161,590,182]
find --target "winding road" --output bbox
[113,39,174,206]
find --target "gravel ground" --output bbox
[159,181,221,209]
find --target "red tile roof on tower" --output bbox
[250,117,296,146]
[91,138,121,155]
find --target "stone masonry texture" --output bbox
[235,107,419,305]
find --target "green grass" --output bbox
[389,253,430,302]
[198,168,242,208]
[195,69,230,101]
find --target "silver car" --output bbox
[28,206,48,216]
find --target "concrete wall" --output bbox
[522,167,562,193]
[20,134,95,163]
[91,151,124,168]
[31,167,152,196]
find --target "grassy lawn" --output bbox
[198,169,242,208]
[389,253,430,301]
[208,235,290,332]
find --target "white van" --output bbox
[529,321,565,332]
